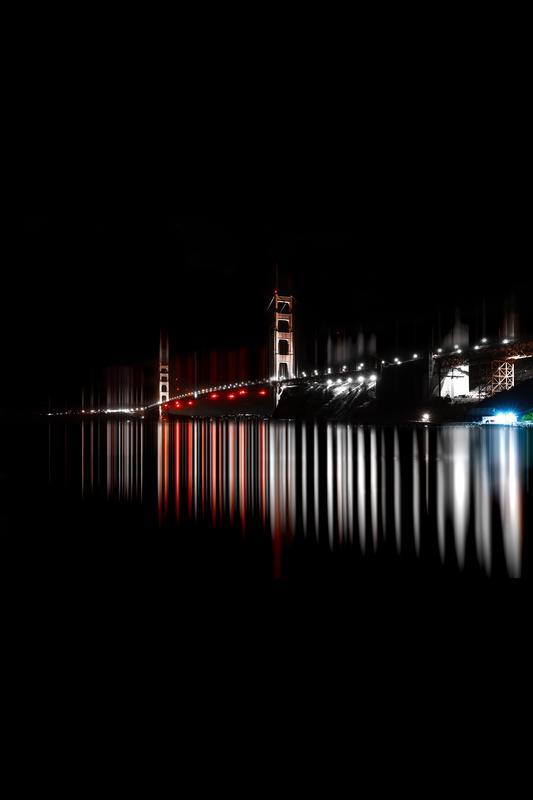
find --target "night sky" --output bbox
[11,202,531,413]
[8,43,531,413]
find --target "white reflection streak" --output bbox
[336,426,345,543]
[268,422,276,537]
[474,429,491,574]
[140,421,143,499]
[381,430,387,538]
[347,426,354,543]
[436,431,445,562]
[357,427,366,552]
[499,428,522,578]
[287,423,296,536]
[452,428,469,569]
[412,430,420,556]
[393,429,401,552]
[313,424,319,540]
[370,428,378,550]
[107,421,112,497]
[301,423,307,536]
[327,423,334,548]
[424,427,429,512]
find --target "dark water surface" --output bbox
[6,419,532,584]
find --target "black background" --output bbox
[7,23,531,413]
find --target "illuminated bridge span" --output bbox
[44,285,533,417]
[152,367,380,417]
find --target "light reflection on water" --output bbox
[65,419,532,579]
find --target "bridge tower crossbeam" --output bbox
[159,330,169,417]
[273,290,295,381]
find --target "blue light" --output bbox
[494,412,517,424]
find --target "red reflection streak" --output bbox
[90,421,94,493]
[81,422,85,496]
[260,422,266,527]
[175,423,180,521]
[201,421,206,517]
[187,422,193,518]
[211,422,217,525]
[157,423,169,524]
[218,422,224,521]
[239,422,246,530]
[229,423,235,524]
[273,428,282,580]
[163,423,169,516]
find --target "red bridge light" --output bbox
[175,401,181,408]
[210,393,219,400]
[188,400,194,406]
[238,389,247,396]
[258,389,267,396]
[228,393,235,399]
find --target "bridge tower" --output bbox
[159,330,169,416]
[273,290,295,380]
